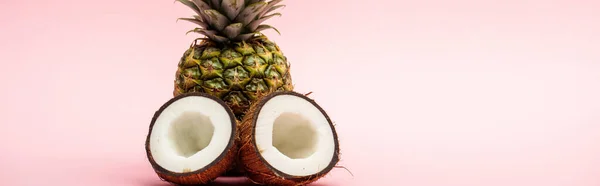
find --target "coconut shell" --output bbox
[217,119,247,178]
[145,92,239,185]
[239,91,340,186]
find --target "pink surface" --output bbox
[1,0,599,185]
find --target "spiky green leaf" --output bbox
[186,28,206,38]
[177,18,209,28]
[235,1,268,25]
[248,13,281,31]
[264,4,285,16]
[192,0,210,10]
[186,28,226,42]
[259,0,283,18]
[186,28,206,35]
[204,9,230,31]
[223,23,243,38]
[200,30,229,43]
[245,0,262,4]
[193,15,204,20]
[178,0,209,22]
[234,33,258,41]
[255,25,280,35]
[221,0,245,20]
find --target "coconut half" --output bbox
[145,92,238,185]
[239,91,340,185]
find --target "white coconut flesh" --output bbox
[149,96,233,173]
[255,95,336,177]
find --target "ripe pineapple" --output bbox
[173,0,293,120]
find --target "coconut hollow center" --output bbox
[169,111,215,158]
[272,112,318,159]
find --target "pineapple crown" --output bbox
[176,0,285,43]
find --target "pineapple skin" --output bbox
[173,35,293,120]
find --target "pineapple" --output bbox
[173,0,293,120]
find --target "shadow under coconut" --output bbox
[142,177,334,186]
[140,177,257,186]
[204,177,258,186]
[206,177,335,186]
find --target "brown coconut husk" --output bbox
[217,119,247,178]
[238,91,340,186]
[145,92,239,185]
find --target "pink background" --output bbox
[1,0,599,185]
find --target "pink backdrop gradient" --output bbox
[1,0,599,185]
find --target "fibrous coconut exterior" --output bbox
[239,91,340,186]
[145,92,239,185]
